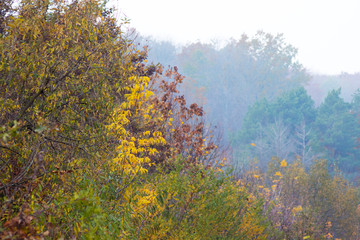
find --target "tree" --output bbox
[272,87,316,132]
[0,1,223,238]
[0,0,135,196]
[236,98,272,144]
[352,88,360,119]
[267,118,293,160]
[234,87,316,166]
[311,89,360,172]
[138,37,178,67]
[294,120,314,166]
[0,0,171,237]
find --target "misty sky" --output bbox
[111,0,360,75]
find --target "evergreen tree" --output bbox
[312,89,360,172]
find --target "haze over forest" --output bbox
[138,34,360,177]
[2,0,360,239]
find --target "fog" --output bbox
[139,34,360,181]
[113,0,360,75]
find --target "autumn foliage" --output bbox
[1,0,359,239]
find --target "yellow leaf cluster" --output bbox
[107,76,166,175]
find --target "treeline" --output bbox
[141,34,360,152]
[1,0,360,239]
[141,31,360,180]
[141,34,309,140]
[235,87,360,178]
[307,73,360,105]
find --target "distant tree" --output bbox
[352,88,360,118]
[266,118,293,160]
[294,120,314,166]
[272,87,316,132]
[311,89,360,172]
[139,37,178,67]
[174,32,309,140]
[235,88,316,166]
[236,98,272,144]
[306,73,360,105]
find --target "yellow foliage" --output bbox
[292,205,303,215]
[280,159,287,167]
[107,76,166,175]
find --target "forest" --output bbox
[142,35,360,179]
[1,0,360,239]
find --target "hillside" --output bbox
[1,1,360,239]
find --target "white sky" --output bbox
[111,0,360,75]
